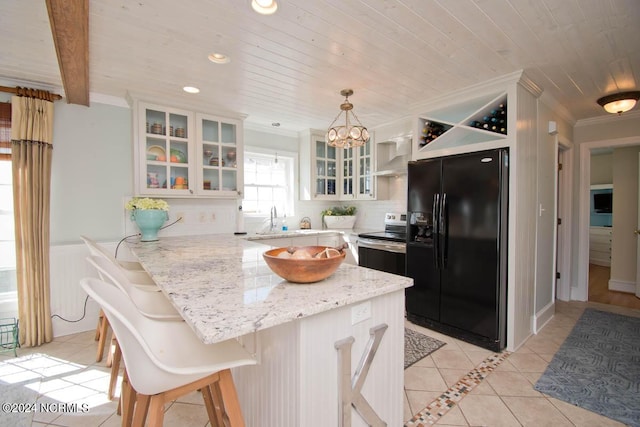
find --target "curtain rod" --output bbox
[0,85,63,100]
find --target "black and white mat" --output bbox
[404,328,446,369]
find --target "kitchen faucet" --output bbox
[270,206,277,231]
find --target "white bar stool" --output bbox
[80,277,256,426]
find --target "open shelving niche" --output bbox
[414,92,509,159]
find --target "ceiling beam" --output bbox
[46,0,89,106]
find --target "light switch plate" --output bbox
[351,301,371,325]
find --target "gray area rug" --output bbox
[405,328,446,369]
[534,308,640,427]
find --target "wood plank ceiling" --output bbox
[1,0,639,132]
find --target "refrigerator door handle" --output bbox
[432,193,439,267]
[440,192,448,269]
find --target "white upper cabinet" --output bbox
[135,102,196,197]
[299,130,375,201]
[133,101,243,198]
[196,113,244,198]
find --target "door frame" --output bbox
[555,136,573,301]
[576,136,640,301]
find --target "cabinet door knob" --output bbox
[635,229,640,235]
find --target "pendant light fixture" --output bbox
[251,0,278,15]
[326,89,370,149]
[597,91,640,115]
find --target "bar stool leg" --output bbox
[108,339,121,400]
[95,310,109,362]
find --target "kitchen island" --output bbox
[127,234,412,427]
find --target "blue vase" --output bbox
[132,209,168,241]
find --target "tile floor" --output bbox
[0,300,637,426]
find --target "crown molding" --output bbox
[538,92,576,126]
[409,70,534,114]
[575,109,640,127]
[518,71,543,98]
[90,92,129,108]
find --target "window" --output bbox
[243,149,295,216]
[0,103,16,316]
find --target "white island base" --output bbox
[232,289,405,427]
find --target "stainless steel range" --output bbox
[357,213,407,276]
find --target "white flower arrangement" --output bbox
[125,197,170,211]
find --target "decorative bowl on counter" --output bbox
[262,246,346,284]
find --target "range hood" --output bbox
[374,136,411,177]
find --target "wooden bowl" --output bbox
[263,246,346,284]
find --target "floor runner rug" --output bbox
[404,328,446,369]
[534,308,640,427]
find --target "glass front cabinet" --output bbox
[300,130,375,201]
[135,102,243,198]
[196,113,243,198]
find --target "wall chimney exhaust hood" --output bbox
[373,135,411,177]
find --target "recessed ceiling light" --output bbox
[183,86,200,94]
[208,53,231,64]
[251,0,278,15]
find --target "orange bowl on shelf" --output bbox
[262,246,346,284]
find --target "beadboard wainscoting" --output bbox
[232,290,405,427]
[50,243,99,337]
[49,242,138,337]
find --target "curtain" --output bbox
[11,88,55,346]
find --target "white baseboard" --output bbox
[533,301,555,333]
[609,279,635,294]
[571,285,588,301]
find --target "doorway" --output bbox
[577,137,640,309]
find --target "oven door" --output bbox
[357,238,406,276]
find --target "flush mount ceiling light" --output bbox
[597,91,640,115]
[182,86,200,94]
[326,89,370,149]
[208,52,230,64]
[251,0,278,15]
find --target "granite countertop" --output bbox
[127,234,412,345]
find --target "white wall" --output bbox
[590,153,613,185]
[533,100,573,328]
[50,102,133,243]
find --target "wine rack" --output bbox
[419,120,453,147]
[467,96,507,135]
[414,91,509,159]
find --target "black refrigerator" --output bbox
[405,148,508,351]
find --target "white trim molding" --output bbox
[576,136,640,301]
[609,279,635,294]
[533,301,555,333]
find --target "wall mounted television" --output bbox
[593,192,612,213]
